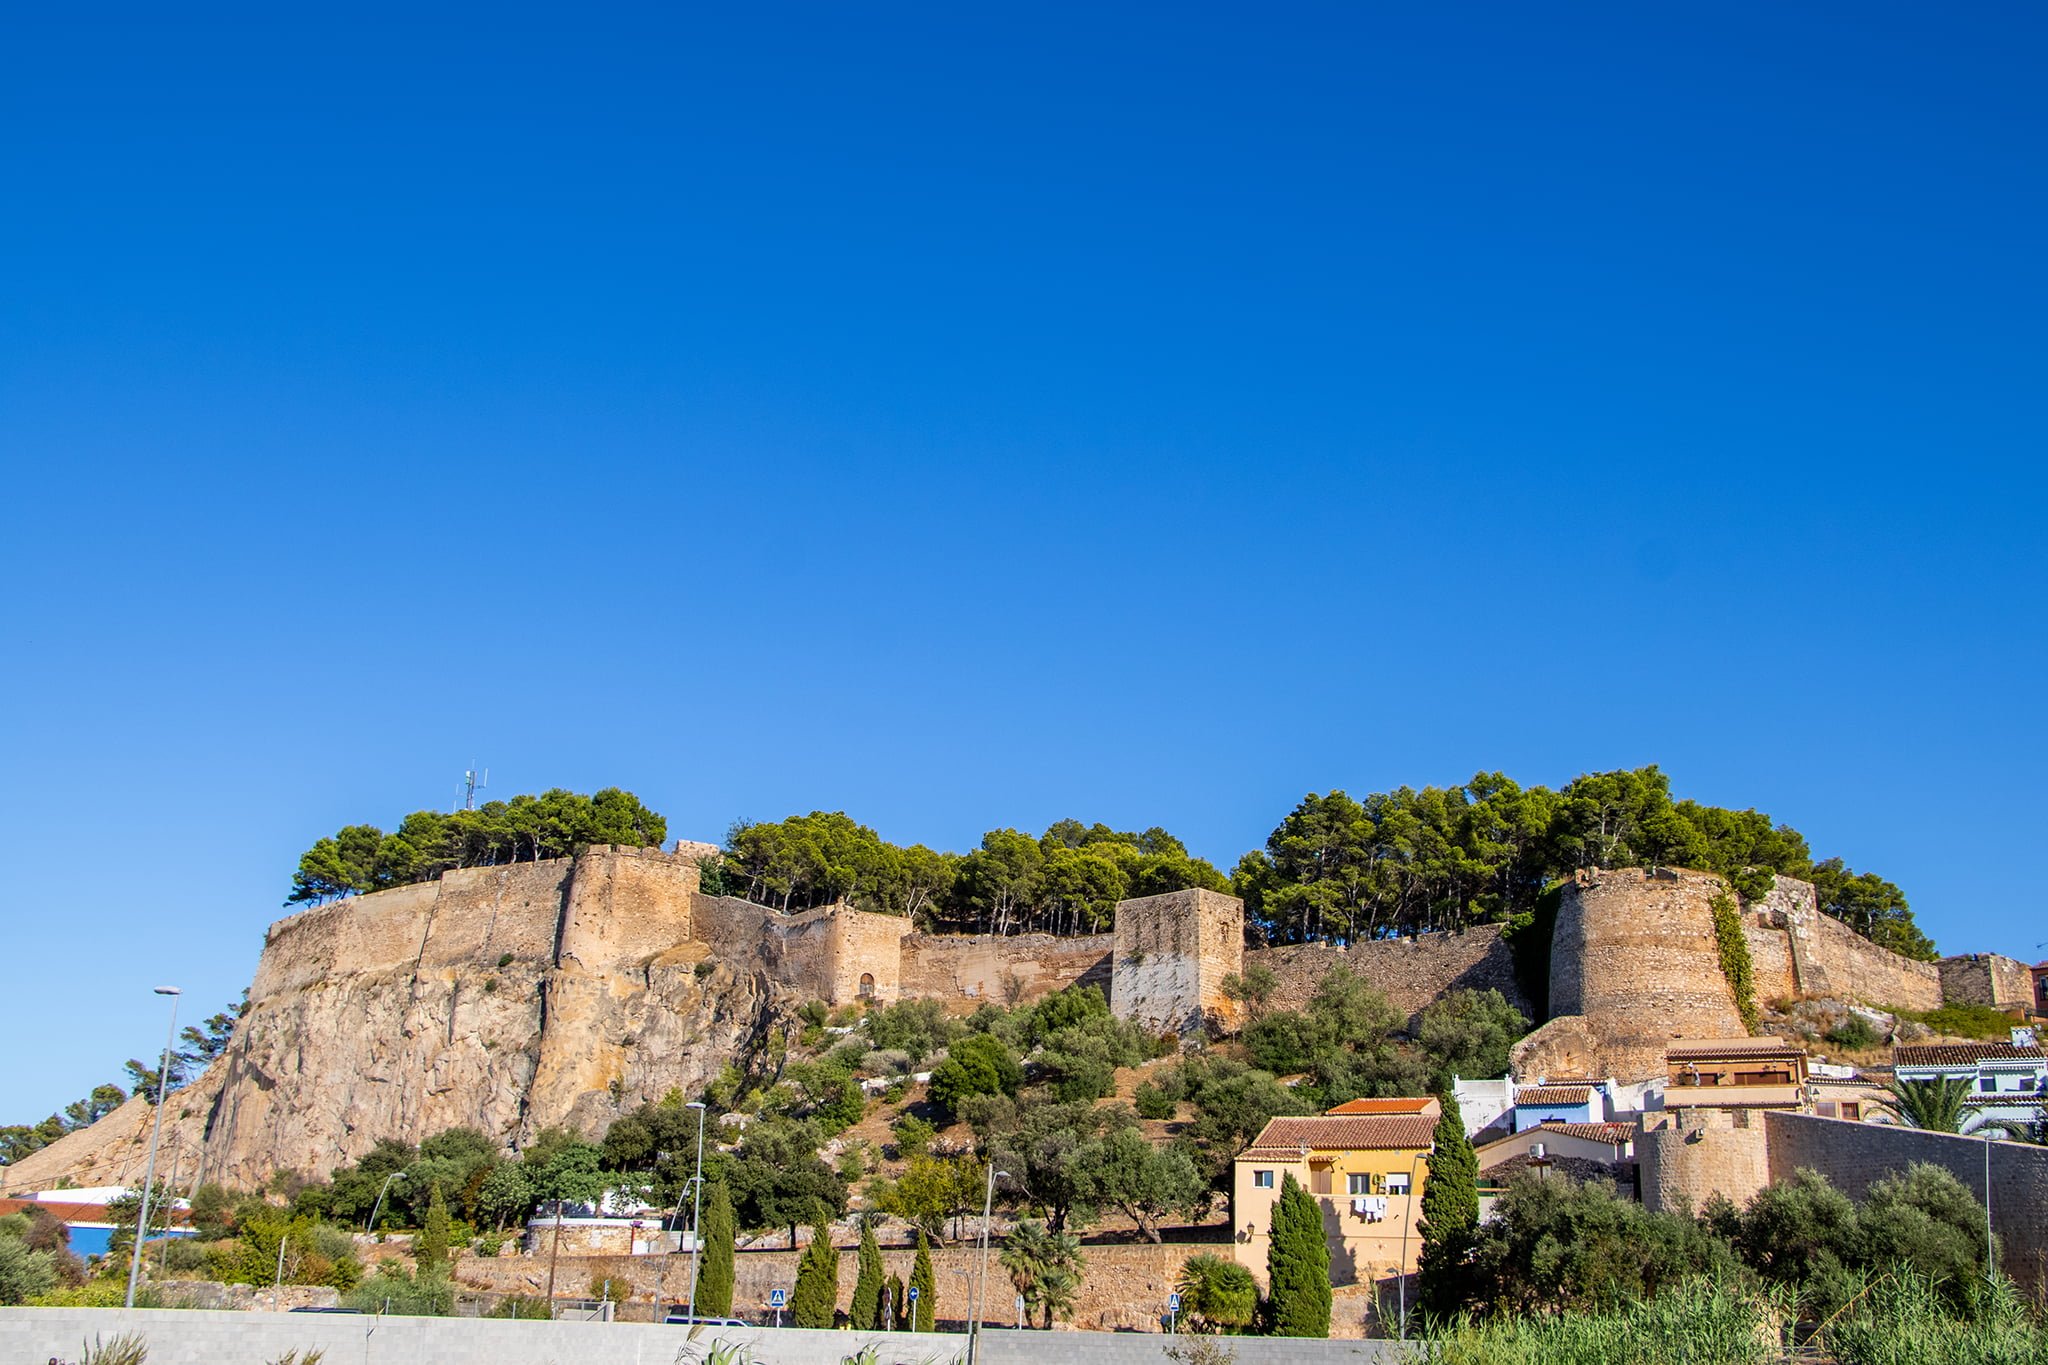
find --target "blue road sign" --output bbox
[1168,1292,1182,1312]
[908,1287,920,1302]
[768,1288,787,1308]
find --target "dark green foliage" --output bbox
[287,788,666,904]
[1234,767,1928,958]
[864,997,960,1065]
[928,1032,1023,1114]
[1709,892,1761,1034]
[416,1183,451,1272]
[1826,1271,2044,1364]
[1175,1253,1258,1333]
[721,813,1225,933]
[1416,1093,1479,1319]
[911,1229,936,1330]
[1171,1056,1309,1186]
[1243,964,1425,1105]
[1455,1174,1738,1316]
[1825,1014,1882,1050]
[728,1118,847,1245]
[1732,1169,1862,1314]
[791,1222,839,1328]
[1857,1165,1992,1308]
[344,1263,454,1315]
[696,1180,735,1317]
[1265,1173,1331,1337]
[1133,1081,1176,1120]
[1898,1002,2020,1041]
[1417,989,1530,1088]
[851,1219,884,1330]
[998,1219,1085,1328]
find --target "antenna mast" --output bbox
[459,766,489,812]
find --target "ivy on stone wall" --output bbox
[1709,890,1761,1035]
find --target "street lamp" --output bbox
[1394,1148,1429,1342]
[366,1171,408,1236]
[685,1101,708,1322]
[125,987,181,1309]
[967,1167,1007,1365]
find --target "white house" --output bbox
[1891,1038,2046,1137]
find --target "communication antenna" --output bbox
[458,766,489,812]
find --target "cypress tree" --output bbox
[792,1221,840,1328]
[911,1229,936,1330]
[697,1179,736,1317]
[884,1272,906,1330]
[1415,1092,1479,1320]
[851,1218,885,1330]
[1265,1173,1330,1337]
[417,1183,451,1274]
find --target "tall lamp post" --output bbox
[684,1101,708,1322]
[1394,1148,1430,1342]
[967,1166,1007,1365]
[366,1171,408,1235]
[125,986,181,1309]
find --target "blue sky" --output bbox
[3,5,2043,1121]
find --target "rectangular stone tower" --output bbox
[1111,888,1244,1036]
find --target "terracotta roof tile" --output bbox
[1531,1120,1634,1144]
[1667,1038,1803,1061]
[1324,1097,1435,1115]
[1894,1043,2046,1067]
[1516,1087,1593,1106]
[1242,1114,1437,1154]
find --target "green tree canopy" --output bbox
[791,1222,839,1328]
[1265,1172,1332,1337]
[287,788,666,904]
[696,1179,736,1317]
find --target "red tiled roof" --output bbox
[1325,1097,1434,1115]
[1667,1037,1803,1061]
[1531,1120,1634,1145]
[1894,1043,2046,1067]
[1243,1114,1437,1154]
[1516,1087,1592,1106]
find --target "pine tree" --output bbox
[852,1218,885,1329]
[884,1272,906,1330]
[911,1228,936,1330]
[697,1179,736,1317]
[1415,1092,1478,1320]
[417,1183,451,1274]
[792,1221,840,1328]
[1265,1173,1330,1337]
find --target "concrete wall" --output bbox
[1938,953,2034,1012]
[0,1308,1415,1365]
[901,932,1113,1007]
[1111,889,1244,1036]
[1763,1111,2048,1298]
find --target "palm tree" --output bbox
[1879,1075,1984,1133]
[998,1219,1085,1329]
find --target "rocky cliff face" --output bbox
[1,849,800,1192]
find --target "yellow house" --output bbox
[1231,1105,1437,1289]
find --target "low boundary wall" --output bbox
[0,1308,1415,1365]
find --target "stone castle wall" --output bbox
[1938,952,2034,1012]
[1111,889,1244,1036]
[901,931,1113,1007]
[1638,1109,1772,1216]
[1249,923,1527,1024]
[1745,876,1941,1011]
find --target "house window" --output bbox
[1310,1168,1333,1195]
[1816,1101,1837,1117]
[858,972,876,999]
[1348,1174,1371,1196]
[1980,1077,1997,1093]
[1386,1172,1411,1196]
[1254,1170,1274,1189]
[1841,1102,1861,1121]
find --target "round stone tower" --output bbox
[1519,865,1746,1080]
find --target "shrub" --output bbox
[1175,1253,1257,1333]
[1134,1082,1176,1120]
[928,1034,1022,1114]
[1825,1015,1882,1051]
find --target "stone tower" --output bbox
[1110,888,1244,1036]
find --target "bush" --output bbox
[1826,1271,2044,1365]
[928,1034,1023,1114]
[1900,1003,2014,1041]
[1175,1253,1257,1333]
[1825,1015,1883,1051]
[1134,1082,1176,1120]
[344,1265,454,1316]
[1421,1275,1782,1365]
